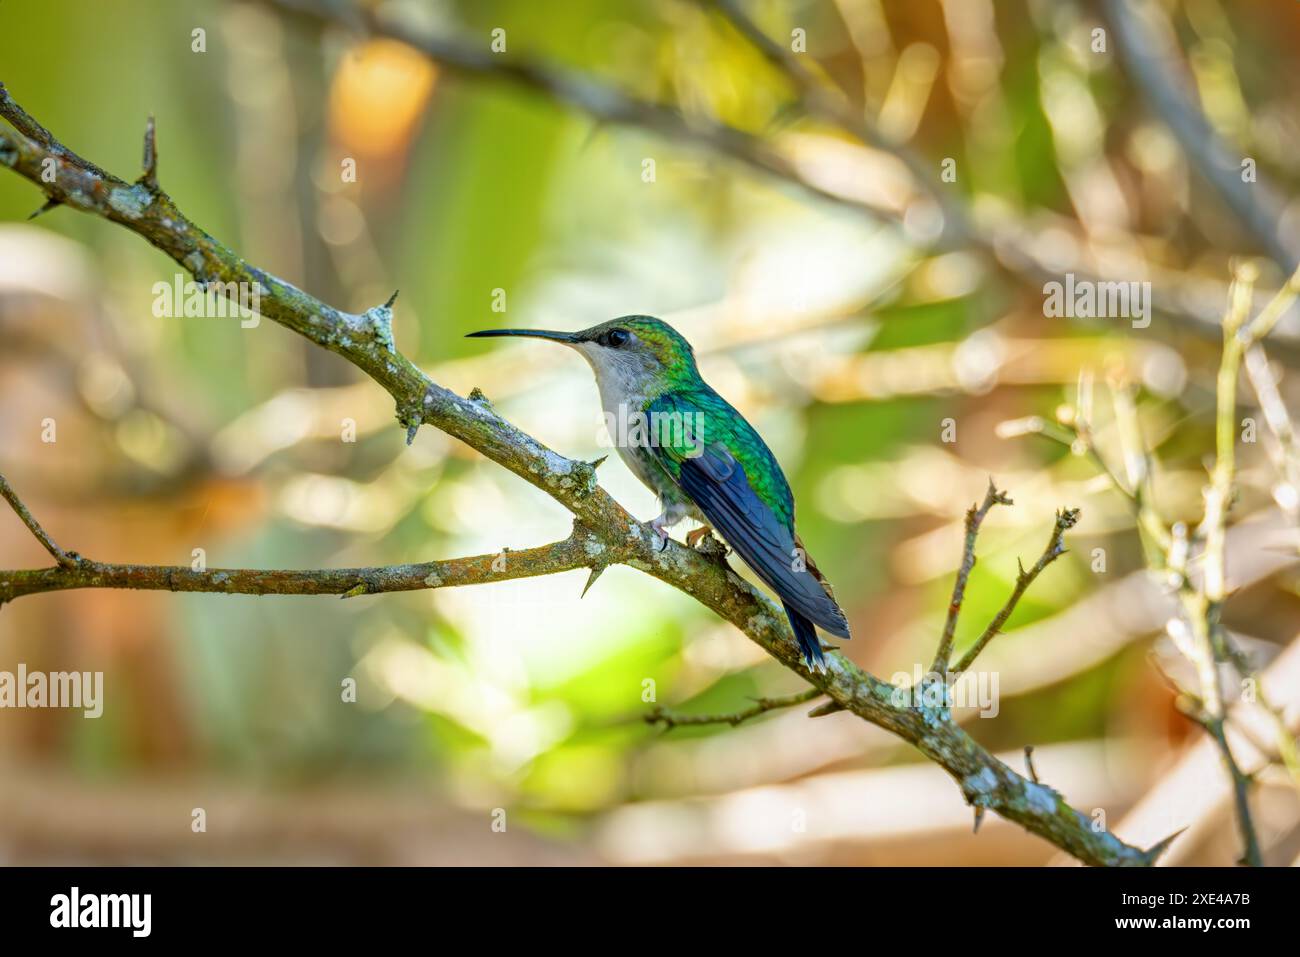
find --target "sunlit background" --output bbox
[2,0,1299,865]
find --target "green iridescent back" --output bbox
[646,386,796,532]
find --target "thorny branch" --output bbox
[0,503,608,602]
[931,480,1012,674]
[952,507,1079,676]
[0,84,1169,865]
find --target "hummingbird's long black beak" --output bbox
[466,328,580,344]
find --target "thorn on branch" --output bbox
[139,115,159,191]
[1142,827,1187,865]
[972,804,986,834]
[807,700,845,718]
[580,562,607,598]
[1024,745,1039,784]
[27,197,60,220]
[400,392,434,448]
[340,582,369,599]
[360,295,397,355]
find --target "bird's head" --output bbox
[467,315,698,397]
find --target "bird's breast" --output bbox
[596,391,690,507]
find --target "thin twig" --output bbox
[1188,266,1263,865]
[952,508,1079,675]
[1107,379,1172,556]
[1243,344,1300,511]
[1243,264,1300,343]
[0,472,76,567]
[645,688,823,730]
[1220,630,1300,789]
[932,480,1011,673]
[1236,270,1300,795]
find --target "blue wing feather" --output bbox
[675,445,850,640]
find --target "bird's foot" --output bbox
[685,525,713,549]
[649,516,672,551]
[687,525,730,563]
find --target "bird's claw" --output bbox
[685,525,713,549]
[649,519,671,551]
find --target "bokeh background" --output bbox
[2,0,1299,865]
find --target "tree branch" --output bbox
[0,85,1162,867]
[0,508,606,605]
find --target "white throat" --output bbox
[573,341,653,415]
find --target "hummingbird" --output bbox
[467,315,851,670]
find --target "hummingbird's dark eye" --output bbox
[605,328,631,348]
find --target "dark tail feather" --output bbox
[784,602,826,672]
